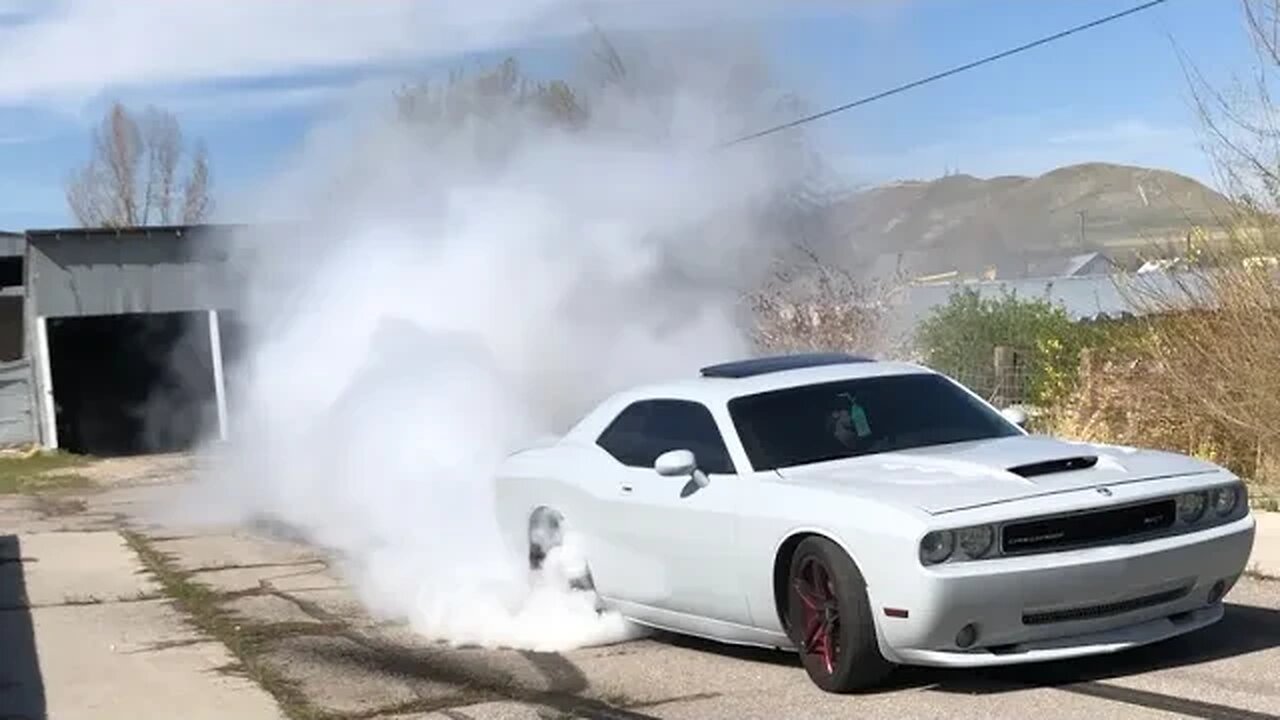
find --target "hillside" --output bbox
[827,162,1236,279]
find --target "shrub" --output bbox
[913,288,1102,408]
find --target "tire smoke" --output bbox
[172,18,833,652]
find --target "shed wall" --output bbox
[27,230,240,319]
[0,358,36,445]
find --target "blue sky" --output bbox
[0,0,1258,230]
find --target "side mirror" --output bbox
[1000,406,1029,428]
[655,449,697,476]
[654,449,710,488]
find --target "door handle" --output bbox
[620,483,633,494]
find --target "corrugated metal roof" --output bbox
[1023,252,1112,279]
[25,225,244,318]
[23,223,252,239]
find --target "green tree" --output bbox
[914,289,1097,407]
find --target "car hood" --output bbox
[774,434,1221,514]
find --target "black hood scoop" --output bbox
[1007,455,1099,478]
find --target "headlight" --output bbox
[957,525,996,559]
[919,530,955,565]
[1212,485,1240,517]
[1176,491,1208,523]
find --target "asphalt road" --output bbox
[1,459,1277,720]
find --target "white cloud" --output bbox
[0,0,793,107]
[122,81,363,122]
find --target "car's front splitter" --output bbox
[888,602,1223,668]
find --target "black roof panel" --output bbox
[699,352,873,379]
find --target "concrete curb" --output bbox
[1248,510,1280,580]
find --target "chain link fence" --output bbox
[945,346,1037,409]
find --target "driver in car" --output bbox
[826,392,872,451]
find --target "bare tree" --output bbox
[747,240,902,357]
[65,101,214,228]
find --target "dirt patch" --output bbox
[74,453,198,487]
[0,451,189,496]
[29,495,88,518]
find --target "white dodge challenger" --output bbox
[493,353,1256,692]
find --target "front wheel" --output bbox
[787,536,895,693]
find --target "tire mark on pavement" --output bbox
[1056,681,1280,720]
[626,692,723,709]
[518,651,588,695]
[186,560,328,573]
[276,590,667,720]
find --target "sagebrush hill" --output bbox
[828,162,1236,279]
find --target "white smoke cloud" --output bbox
[167,18,831,652]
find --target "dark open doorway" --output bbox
[47,312,220,456]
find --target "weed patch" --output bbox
[0,452,90,494]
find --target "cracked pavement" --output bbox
[1,455,1278,720]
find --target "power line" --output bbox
[722,0,1171,147]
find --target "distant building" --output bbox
[865,249,1117,285]
[1022,251,1115,279]
[882,269,1212,345]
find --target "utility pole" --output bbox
[1076,210,1087,247]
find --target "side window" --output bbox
[596,399,736,475]
[595,402,654,468]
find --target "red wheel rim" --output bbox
[793,555,841,674]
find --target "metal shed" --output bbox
[24,225,245,452]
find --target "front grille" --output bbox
[1022,585,1192,625]
[1001,498,1177,555]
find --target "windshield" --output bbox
[727,372,1022,472]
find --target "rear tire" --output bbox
[786,536,894,693]
[527,507,563,571]
[527,508,595,592]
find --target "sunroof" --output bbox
[699,352,873,379]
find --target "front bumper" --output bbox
[874,514,1255,668]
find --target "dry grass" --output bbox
[1042,240,1280,508]
[1045,354,1280,508]
[0,451,91,494]
[1031,0,1280,508]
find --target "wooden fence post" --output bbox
[993,345,1018,407]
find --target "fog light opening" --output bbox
[1208,579,1227,604]
[955,623,979,649]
